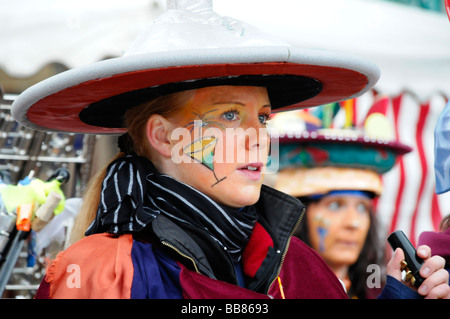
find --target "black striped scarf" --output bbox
[85,155,257,262]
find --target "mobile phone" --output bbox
[387,230,425,288]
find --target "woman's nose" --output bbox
[342,206,362,229]
[245,133,260,150]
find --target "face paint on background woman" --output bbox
[314,213,331,253]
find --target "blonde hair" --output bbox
[67,90,194,246]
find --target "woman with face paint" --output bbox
[12,1,449,299]
[296,190,379,298]
[271,107,449,299]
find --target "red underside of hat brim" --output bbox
[27,62,368,134]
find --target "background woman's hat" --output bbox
[12,0,380,134]
[269,101,412,197]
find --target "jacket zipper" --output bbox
[266,205,306,296]
[162,204,306,297]
[161,240,200,274]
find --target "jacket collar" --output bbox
[255,185,305,253]
[244,185,305,292]
[149,184,305,290]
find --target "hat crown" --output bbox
[269,102,395,143]
[269,102,411,175]
[125,0,289,56]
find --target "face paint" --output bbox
[314,213,331,252]
[183,110,227,186]
[306,193,372,272]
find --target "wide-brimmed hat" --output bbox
[12,0,380,134]
[270,102,412,197]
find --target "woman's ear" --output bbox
[145,114,173,158]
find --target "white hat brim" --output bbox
[12,45,380,134]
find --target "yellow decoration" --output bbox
[0,179,65,215]
[365,113,394,140]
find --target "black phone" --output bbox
[387,230,425,288]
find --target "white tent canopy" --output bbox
[0,0,165,77]
[1,0,450,100]
[215,0,450,100]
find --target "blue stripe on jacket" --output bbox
[130,240,183,299]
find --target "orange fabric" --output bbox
[46,233,134,299]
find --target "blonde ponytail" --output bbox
[67,90,193,247]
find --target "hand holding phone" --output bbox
[387,230,425,288]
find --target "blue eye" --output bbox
[356,203,370,214]
[259,114,270,125]
[222,110,239,121]
[328,201,340,211]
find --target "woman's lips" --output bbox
[237,162,263,181]
[335,240,359,248]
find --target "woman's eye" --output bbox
[356,203,369,214]
[222,111,239,121]
[328,201,341,211]
[259,114,270,125]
